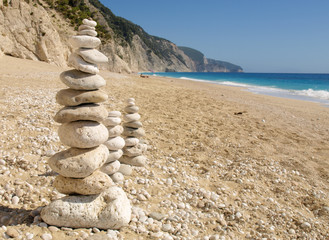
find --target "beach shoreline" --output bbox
[0,56,328,239]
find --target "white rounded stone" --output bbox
[107,125,124,137]
[126,98,135,103]
[58,121,108,148]
[108,111,121,117]
[54,170,114,195]
[122,127,145,138]
[123,121,143,128]
[41,186,131,230]
[76,48,108,64]
[69,52,99,74]
[123,113,141,123]
[123,143,147,157]
[48,145,109,178]
[120,155,147,167]
[106,149,123,163]
[110,172,124,183]
[54,104,108,123]
[124,137,139,147]
[103,117,121,126]
[101,160,120,175]
[82,18,97,27]
[104,136,125,150]
[56,89,108,106]
[119,164,132,176]
[124,105,139,114]
[78,29,97,37]
[78,24,95,31]
[60,70,106,90]
[69,35,101,49]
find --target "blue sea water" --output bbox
[143,72,329,105]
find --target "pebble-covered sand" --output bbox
[0,56,329,239]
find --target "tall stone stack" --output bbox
[121,98,148,167]
[41,19,131,229]
[102,111,125,182]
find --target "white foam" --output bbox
[294,89,329,100]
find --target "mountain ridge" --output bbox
[0,0,242,73]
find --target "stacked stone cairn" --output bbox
[120,98,148,167]
[41,19,131,229]
[101,111,125,182]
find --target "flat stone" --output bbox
[83,18,97,27]
[78,29,97,37]
[149,212,166,221]
[60,70,106,90]
[124,106,139,114]
[54,104,108,123]
[108,111,121,117]
[110,172,124,183]
[103,117,121,126]
[78,24,95,31]
[123,143,147,157]
[107,125,124,137]
[104,136,125,151]
[48,145,109,178]
[54,170,114,195]
[76,49,108,64]
[69,35,101,49]
[56,89,108,106]
[124,137,139,147]
[100,160,120,175]
[123,113,140,122]
[58,121,108,148]
[69,53,99,74]
[122,127,145,138]
[118,164,132,176]
[123,121,143,128]
[106,149,123,163]
[120,155,147,167]
[126,98,135,103]
[41,186,131,230]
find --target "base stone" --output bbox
[41,186,131,229]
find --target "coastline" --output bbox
[0,56,328,239]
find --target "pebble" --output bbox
[60,70,106,90]
[118,164,132,176]
[68,52,99,74]
[78,24,95,31]
[103,117,121,126]
[123,113,141,122]
[69,35,101,49]
[107,125,124,137]
[48,226,60,232]
[56,89,108,106]
[78,29,98,37]
[123,121,143,128]
[41,233,53,240]
[11,196,19,205]
[83,18,97,27]
[106,149,123,163]
[124,137,139,147]
[149,212,166,221]
[110,172,124,183]
[104,136,125,151]
[101,160,121,175]
[76,48,108,64]
[301,222,311,229]
[6,228,19,238]
[162,223,172,232]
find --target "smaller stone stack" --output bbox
[102,111,125,182]
[41,19,131,230]
[121,98,148,167]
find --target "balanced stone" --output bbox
[104,136,125,151]
[120,155,147,167]
[69,35,101,49]
[54,171,113,195]
[123,113,141,122]
[124,106,139,114]
[48,145,109,178]
[78,29,97,37]
[123,121,143,128]
[60,70,106,90]
[76,48,108,64]
[106,149,123,163]
[108,111,121,117]
[103,117,121,126]
[83,18,97,27]
[41,186,131,229]
[56,89,108,106]
[122,127,145,138]
[58,121,108,148]
[101,160,120,175]
[69,52,99,74]
[107,125,124,137]
[54,104,108,123]
[123,143,147,157]
[78,24,95,31]
[124,137,139,147]
[110,172,124,183]
[119,164,133,176]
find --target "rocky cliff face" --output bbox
[0,0,72,67]
[0,0,242,73]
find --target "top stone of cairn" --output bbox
[83,19,97,27]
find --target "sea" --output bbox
[142,72,329,106]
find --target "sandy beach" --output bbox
[0,55,328,239]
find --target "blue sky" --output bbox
[100,0,329,73]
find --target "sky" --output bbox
[100,0,329,73]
